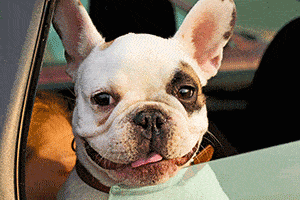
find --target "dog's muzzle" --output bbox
[82,138,199,170]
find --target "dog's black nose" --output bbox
[133,110,166,139]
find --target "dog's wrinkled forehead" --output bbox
[77,33,206,95]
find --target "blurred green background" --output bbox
[43,0,300,65]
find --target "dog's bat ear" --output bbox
[173,0,236,80]
[53,0,105,80]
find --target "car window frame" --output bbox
[0,0,56,199]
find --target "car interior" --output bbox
[1,0,300,199]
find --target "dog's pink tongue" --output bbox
[131,153,163,168]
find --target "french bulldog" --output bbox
[53,0,236,198]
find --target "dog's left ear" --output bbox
[53,0,106,80]
[173,0,236,80]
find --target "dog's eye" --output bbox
[177,86,195,100]
[92,93,114,106]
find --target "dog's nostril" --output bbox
[155,116,164,129]
[133,112,148,129]
[133,110,166,138]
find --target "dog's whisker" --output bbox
[51,91,76,102]
[202,136,216,147]
[200,144,206,151]
[99,148,111,161]
[61,94,76,102]
[63,83,76,99]
[206,130,223,148]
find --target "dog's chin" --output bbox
[82,138,198,187]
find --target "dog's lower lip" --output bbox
[82,138,198,170]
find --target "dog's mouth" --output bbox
[82,138,198,170]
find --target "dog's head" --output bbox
[53,0,236,187]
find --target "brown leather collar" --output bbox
[193,145,214,165]
[76,145,214,194]
[76,160,111,194]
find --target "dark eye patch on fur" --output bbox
[166,61,206,114]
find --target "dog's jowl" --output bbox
[53,0,236,199]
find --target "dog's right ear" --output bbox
[172,0,236,80]
[53,0,105,80]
